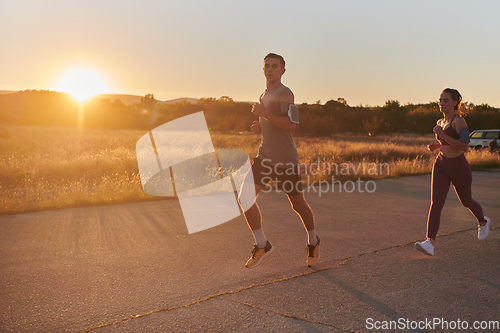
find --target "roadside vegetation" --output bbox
[1,126,499,214]
[1,91,499,135]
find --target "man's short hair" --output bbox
[264,53,285,68]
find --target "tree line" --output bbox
[1,90,499,136]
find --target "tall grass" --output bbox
[0,126,151,214]
[1,125,499,214]
[465,149,500,169]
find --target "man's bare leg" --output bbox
[288,192,315,239]
[238,183,274,267]
[239,184,266,247]
[288,192,320,266]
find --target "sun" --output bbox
[56,68,109,102]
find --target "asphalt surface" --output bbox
[1,171,499,332]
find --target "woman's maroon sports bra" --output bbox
[437,115,460,146]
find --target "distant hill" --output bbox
[96,94,197,105]
[159,97,198,105]
[95,94,142,105]
[0,91,197,105]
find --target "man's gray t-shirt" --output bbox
[256,83,299,167]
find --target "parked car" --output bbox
[469,129,500,150]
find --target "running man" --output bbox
[238,53,320,268]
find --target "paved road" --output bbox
[1,171,499,332]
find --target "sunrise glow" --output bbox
[56,68,109,102]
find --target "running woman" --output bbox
[416,88,490,256]
[238,53,320,268]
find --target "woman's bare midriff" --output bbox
[440,145,464,158]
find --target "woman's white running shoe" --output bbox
[415,239,434,256]
[478,216,491,240]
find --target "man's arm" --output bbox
[251,97,296,132]
[251,120,261,134]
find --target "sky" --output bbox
[1,0,499,107]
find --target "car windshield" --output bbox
[471,132,484,139]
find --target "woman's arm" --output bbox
[433,117,469,151]
[428,119,442,151]
[427,142,441,151]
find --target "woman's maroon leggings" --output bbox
[426,153,484,240]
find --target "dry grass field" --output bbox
[1,125,499,214]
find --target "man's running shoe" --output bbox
[306,236,321,267]
[245,241,274,268]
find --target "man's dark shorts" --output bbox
[246,158,303,197]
